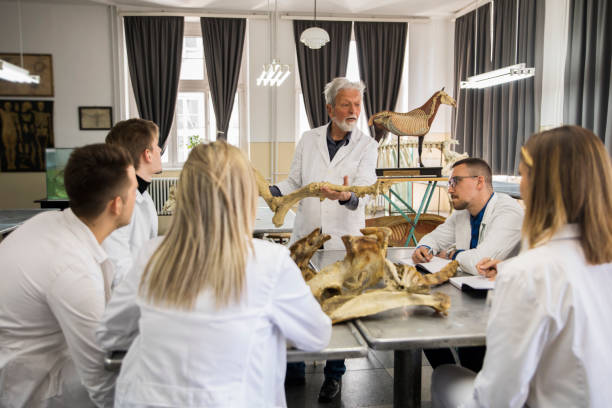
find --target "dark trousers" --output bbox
[286,360,346,381]
[423,346,486,372]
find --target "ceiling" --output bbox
[65,0,476,17]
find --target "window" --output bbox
[126,19,247,168]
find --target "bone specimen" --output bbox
[289,228,331,281]
[255,167,395,227]
[291,227,458,324]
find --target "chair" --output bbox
[365,213,446,246]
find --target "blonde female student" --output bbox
[96,141,331,407]
[431,126,612,407]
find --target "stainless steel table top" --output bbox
[286,322,367,362]
[0,209,57,235]
[104,322,367,371]
[254,198,295,234]
[310,247,489,350]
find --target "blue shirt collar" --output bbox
[471,192,494,223]
[326,122,352,146]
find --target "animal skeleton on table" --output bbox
[290,227,457,324]
[369,88,457,167]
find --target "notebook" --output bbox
[449,275,495,291]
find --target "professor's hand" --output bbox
[321,175,351,201]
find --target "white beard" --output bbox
[333,116,357,132]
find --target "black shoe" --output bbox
[318,378,341,403]
[284,375,306,386]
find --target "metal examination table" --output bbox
[0,209,57,239]
[253,197,296,236]
[104,322,368,372]
[310,247,489,408]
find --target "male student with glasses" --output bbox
[411,157,524,372]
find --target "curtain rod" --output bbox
[118,10,269,19]
[280,13,430,23]
[451,0,492,21]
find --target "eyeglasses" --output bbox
[448,175,479,188]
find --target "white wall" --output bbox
[0,0,114,147]
[408,18,455,134]
[248,18,296,144]
[0,0,114,209]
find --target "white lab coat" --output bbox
[0,209,116,408]
[102,189,157,287]
[277,124,378,249]
[418,193,524,274]
[461,224,612,407]
[96,237,331,408]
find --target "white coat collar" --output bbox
[62,208,108,264]
[550,224,580,241]
[480,192,499,226]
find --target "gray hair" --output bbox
[324,77,366,106]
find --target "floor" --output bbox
[285,350,433,408]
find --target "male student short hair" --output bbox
[106,119,158,170]
[452,157,493,188]
[64,143,133,219]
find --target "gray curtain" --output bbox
[293,20,352,129]
[354,22,407,141]
[453,5,492,160]
[200,17,246,140]
[453,0,544,174]
[564,0,612,152]
[124,16,184,150]
[483,0,544,174]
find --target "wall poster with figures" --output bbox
[0,100,53,172]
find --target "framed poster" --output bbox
[79,106,112,130]
[0,100,54,172]
[0,54,54,97]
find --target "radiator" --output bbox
[149,177,178,215]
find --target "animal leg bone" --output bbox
[254,168,394,227]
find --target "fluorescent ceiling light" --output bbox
[460,63,534,89]
[0,59,40,84]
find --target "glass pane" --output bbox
[345,40,369,134]
[298,94,310,139]
[183,37,203,58]
[180,59,204,80]
[180,37,204,80]
[176,92,205,163]
[346,41,360,82]
[208,93,216,143]
[227,95,240,147]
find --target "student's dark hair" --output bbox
[452,157,493,188]
[64,143,133,219]
[106,118,158,171]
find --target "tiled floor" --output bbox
[285,350,433,408]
